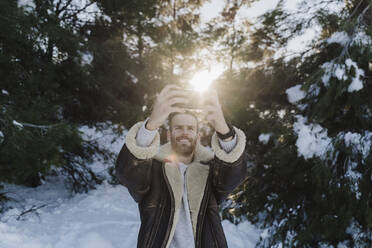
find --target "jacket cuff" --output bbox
[211,126,246,163]
[125,121,160,160]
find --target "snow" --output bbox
[101,14,112,24]
[76,1,99,23]
[320,59,365,92]
[78,122,126,178]
[345,219,365,245]
[79,122,125,155]
[344,160,361,199]
[352,31,372,46]
[142,36,157,48]
[1,181,260,248]
[278,109,286,119]
[0,182,140,248]
[17,0,35,11]
[80,52,93,66]
[286,84,306,103]
[293,115,332,160]
[12,120,23,130]
[345,59,365,92]
[236,0,279,22]
[259,133,271,145]
[327,31,350,46]
[321,62,333,87]
[272,0,344,60]
[0,122,261,248]
[199,0,226,23]
[285,28,319,57]
[77,232,114,248]
[343,131,372,160]
[338,131,369,197]
[126,71,138,84]
[223,220,261,247]
[308,84,320,97]
[334,64,347,81]
[347,78,363,92]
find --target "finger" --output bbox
[168,106,187,114]
[161,84,183,97]
[167,96,189,106]
[165,89,190,101]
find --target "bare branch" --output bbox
[16,204,46,221]
[57,0,74,17]
[61,1,96,21]
[55,0,63,15]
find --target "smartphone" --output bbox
[176,89,203,109]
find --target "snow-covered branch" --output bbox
[337,4,371,61]
[18,122,65,129]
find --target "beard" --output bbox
[170,135,197,156]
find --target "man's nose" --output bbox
[180,129,191,136]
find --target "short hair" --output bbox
[167,111,199,131]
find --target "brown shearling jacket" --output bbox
[115,121,248,248]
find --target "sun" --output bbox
[189,63,225,92]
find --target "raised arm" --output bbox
[210,127,247,204]
[115,85,189,202]
[202,89,248,204]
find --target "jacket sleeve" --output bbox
[210,126,247,204]
[115,121,160,203]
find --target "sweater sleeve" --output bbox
[135,119,158,147]
[218,134,237,153]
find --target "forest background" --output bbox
[1,0,372,247]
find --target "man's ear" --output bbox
[167,129,170,142]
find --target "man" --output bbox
[115,85,247,248]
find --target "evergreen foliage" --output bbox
[0,0,146,189]
[219,0,372,246]
[1,0,372,246]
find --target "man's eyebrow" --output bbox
[174,125,196,128]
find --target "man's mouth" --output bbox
[177,138,191,143]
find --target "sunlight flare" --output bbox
[189,63,225,92]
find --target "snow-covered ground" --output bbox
[0,123,261,248]
[0,180,260,248]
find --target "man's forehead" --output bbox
[171,113,198,127]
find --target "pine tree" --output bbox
[0,0,152,190]
[218,0,372,247]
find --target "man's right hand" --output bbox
[146,85,189,131]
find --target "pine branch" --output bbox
[348,0,365,20]
[18,122,66,129]
[336,3,371,62]
[363,75,372,84]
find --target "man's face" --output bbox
[169,113,199,156]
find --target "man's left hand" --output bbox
[203,89,231,141]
